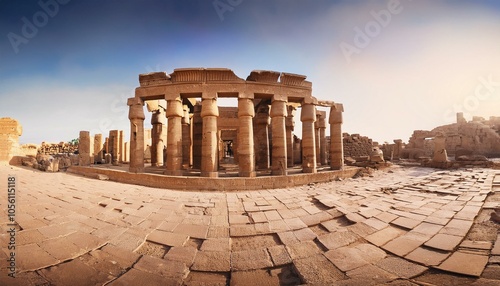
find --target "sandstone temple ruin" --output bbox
[78,68,345,179]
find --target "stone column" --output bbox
[315,111,321,165]
[94,134,103,163]
[393,139,403,160]
[151,108,166,167]
[271,96,287,175]
[118,130,124,163]
[329,103,344,170]
[128,98,145,173]
[192,103,202,169]
[318,111,327,165]
[433,133,448,163]
[254,104,270,170]
[201,94,219,177]
[165,96,183,176]
[109,130,120,165]
[286,105,296,167]
[182,105,192,168]
[301,101,317,173]
[78,131,91,166]
[123,142,130,162]
[238,96,256,177]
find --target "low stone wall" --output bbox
[67,166,361,191]
[343,133,374,157]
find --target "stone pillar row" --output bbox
[127,95,345,175]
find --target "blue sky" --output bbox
[1,0,499,144]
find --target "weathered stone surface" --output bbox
[146,230,189,247]
[191,251,231,272]
[231,248,273,270]
[109,268,180,286]
[424,233,463,251]
[325,243,386,272]
[437,251,489,277]
[293,255,346,284]
[134,255,189,280]
[40,258,111,285]
[375,256,428,279]
[405,246,451,266]
[317,230,359,250]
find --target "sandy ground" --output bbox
[0,163,499,285]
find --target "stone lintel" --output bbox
[280,72,307,86]
[139,72,171,87]
[302,96,318,105]
[237,91,254,99]
[246,70,281,83]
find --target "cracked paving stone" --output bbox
[375,256,428,279]
[294,254,346,284]
[424,233,463,251]
[191,251,231,272]
[134,255,189,280]
[317,230,360,250]
[437,251,489,277]
[146,229,189,247]
[16,243,58,271]
[382,232,428,257]
[231,248,273,271]
[108,268,181,286]
[267,245,292,266]
[325,243,386,272]
[405,246,450,266]
[346,264,398,283]
[40,258,113,285]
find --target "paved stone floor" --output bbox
[0,164,499,285]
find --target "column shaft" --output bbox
[254,105,270,169]
[271,99,287,175]
[151,109,166,167]
[192,104,202,169]
[329,104,344,170]
[319,127,327,165]
[301,103,317,173]
[165,97,183,175]
[286,106,295,167]
[182,106,192,168]
[201,96,219,177]
[128,99,145,173]
[238,97,256,177]
[78,131,91,166]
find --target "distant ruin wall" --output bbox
[343,133,374,157]
[0,117,23,162]
[405,115,500,158]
